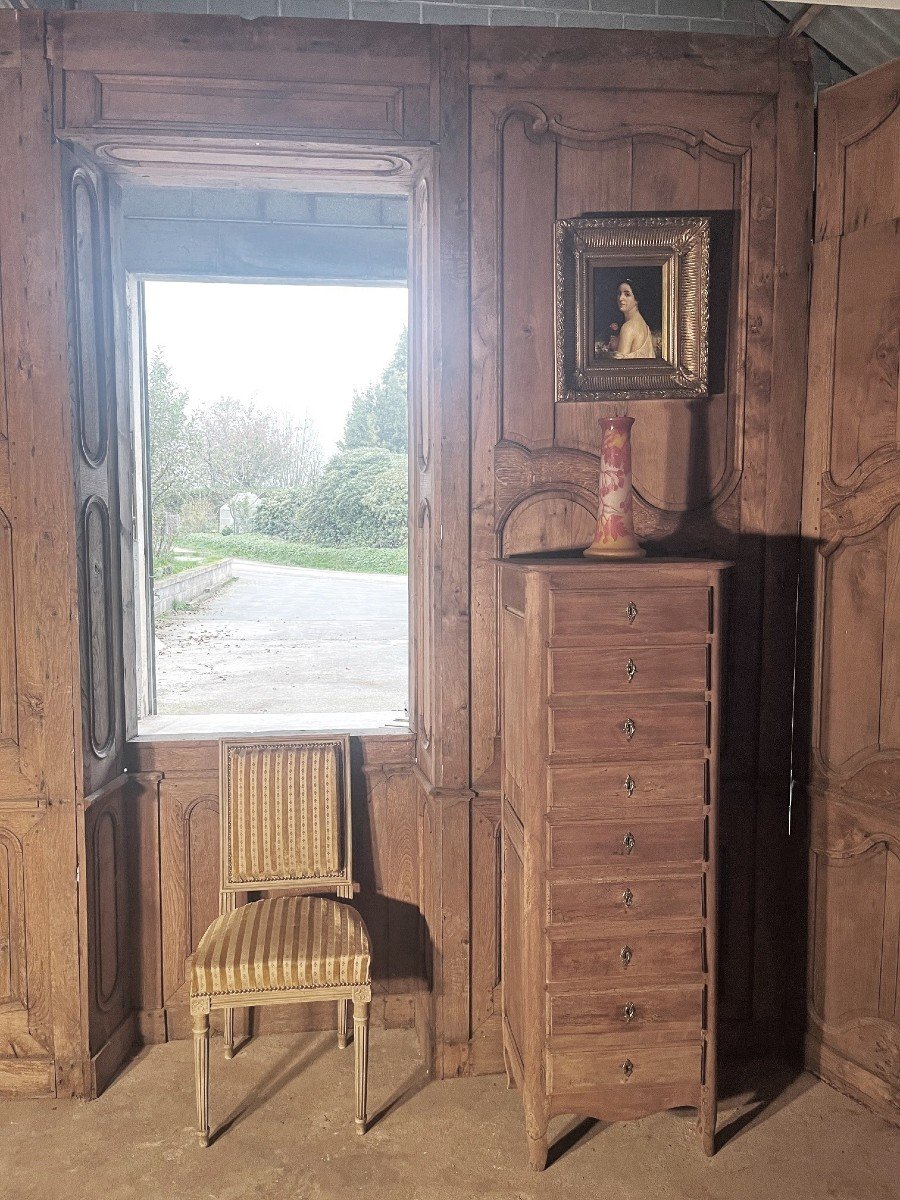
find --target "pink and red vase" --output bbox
[583,415,645,559]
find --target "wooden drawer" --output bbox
[550,644,708,696]
[551,587,710,641]
[549,874,702,926]
[549,984,703,1039]
[549,761,707,810]
[550,701,708,758]
[548,813,703,871]
[548,1041,700,1095]
[549,928,703,984]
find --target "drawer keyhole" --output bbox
[622,888,634,909]
[626,658,636,682]
[620,945,633,966]
[624,774,635,797]
[622,1058,634,1079]
[623,1002,636,1023]
[623,832,636,854]
[623,717,636,741]
[626,602,638,624]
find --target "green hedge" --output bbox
[178,532,407,575]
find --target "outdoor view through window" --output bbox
[140,280,409,728]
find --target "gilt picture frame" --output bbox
[554,215,710,402]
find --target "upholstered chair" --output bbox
[189,736,372,1147]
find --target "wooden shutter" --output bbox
[799,58,900,1122]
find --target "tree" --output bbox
[193,397,322,507]
[146,348,200,557]
[300,447,407,548]
[340,328,407,454]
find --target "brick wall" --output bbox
[50,0,770,39]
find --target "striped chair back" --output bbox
[219,737,353,894]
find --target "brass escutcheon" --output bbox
[623,1002,636,1023]
[620,945,633,966]
[622,1058,634,1078]
[623,832,636,854]
[626,602,638,624]
[623,717,636,740]
[626,657,636,681]
[622,888,634,909]
[624,774,635,797]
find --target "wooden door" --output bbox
[799,58,899,1123]
[60,146,136,1090]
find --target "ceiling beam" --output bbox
[784,5,827,37]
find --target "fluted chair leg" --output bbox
[223,1006,234,1059]
[193,1008,211,1147]
[353,999,370,1134]
[337,998,350,1049]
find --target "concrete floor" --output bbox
[154,560,408,717]
[2,1031,897,1200]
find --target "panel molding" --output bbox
[0,829,27,1013]
[0,508,17,747]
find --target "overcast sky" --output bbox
[144,280,409,455]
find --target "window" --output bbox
[124,188,410,732]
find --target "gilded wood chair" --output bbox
[189,736,372,1147]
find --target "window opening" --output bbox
[133,277,409,732]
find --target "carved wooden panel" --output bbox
[63,149,126,799]
[471,51,811,1054]
[50,13,437,146]
[85,782,131,1057]
[0,830,26,1012]
[800,58,899,1123]
[0,511,16,747]
[60,73,422,143]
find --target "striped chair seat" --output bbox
[192,895,371,999]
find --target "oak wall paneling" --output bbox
[0,13,825,1096]
[798,58,899,1122]
[468,30,813,1056]
[0,12,84,1098]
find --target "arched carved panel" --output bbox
[82,496,116,759]
[417,500,433,752]
[819,512,899,771]
[0,508,17,745]
[811,841,888,1026]
[411,176,431,474]
[92,806,121,1010]
[827,226,899,487]
[500,491,595,558]
[69,168,109,470]
[842,99,900,236]
[184,797,219,955]
[0,830,26,1010]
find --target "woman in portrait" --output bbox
[600,278,656,359]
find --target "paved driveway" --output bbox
[154,560,408,718]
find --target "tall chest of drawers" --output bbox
[499,556,729,1170]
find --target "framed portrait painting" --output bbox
[554,215,710,402]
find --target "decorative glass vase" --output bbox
[583,415,645,559]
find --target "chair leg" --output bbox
[337,998,350,1050]
[353,998,370,1135]
[223,1006,234,1059]
[192,1008,211,1148]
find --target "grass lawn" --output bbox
[172,532,408,576]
